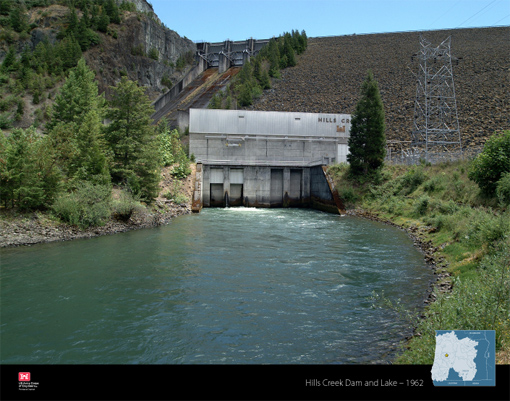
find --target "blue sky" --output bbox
[149,0,510,42]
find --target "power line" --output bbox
[429,0,462,29]
[492,14,510,25]
[456,0,499,27]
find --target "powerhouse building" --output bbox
[188,108,351,209]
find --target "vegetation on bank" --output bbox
[329,131,510,364]
[208,30,308,109]
[0,58,192,229]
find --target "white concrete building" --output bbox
[188,108,350,210]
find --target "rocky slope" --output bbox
[0,0,196,129]
[84,8,196,100]
[249,27,509,154]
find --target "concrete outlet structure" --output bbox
[189,109,351,212]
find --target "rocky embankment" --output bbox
[250,27,509,155]
[0,202,190,248]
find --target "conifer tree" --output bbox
[105,77,161,201]
[1,128,62,209]
[48,58,105,129]
[347,70,386,177]
[47,58,109,186]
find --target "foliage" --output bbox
[496,172,510,206]
[105,77,161,201]
[0,127,62,210]
[0,0,195,225]
[347,70,386,177]
[45,58,110,187]
[47,58,106,129]
[161,74,172,89]
[157,122,191,178]
[211,30,307,109]
[51,180,112,228]
[468,130,510,197]
[329,158,510,363]
[163,180,189,204]
[111,189,141,221]
[148,47,159,61]
[392,239,510,364]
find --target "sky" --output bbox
[149,0,510,42]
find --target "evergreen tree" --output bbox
[282,33,297,67]
[72,109,110,185]
[238,83,253,107]
[9,4,29,33]
[1,128,62,209]
[48,58,105,130]
[105,77,161,201]
[47,59,109,186]
[260,69,271,90]
[97,10,109,33]
[105,0,121,24]
[0,46,17,73]
[267,38,281,77]
[347,70,386,177]
[58,35,82,70]
[65,7,79,37]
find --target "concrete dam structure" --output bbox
[189,109,350,212]
[152,38,270,125]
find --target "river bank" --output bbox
[330,161,510,364]
[0,201,191,248]
[345,208,453,297]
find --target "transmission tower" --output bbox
[411,35,462,162]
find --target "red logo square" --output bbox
[19,372,30,382]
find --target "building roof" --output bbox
[189,109,351,138]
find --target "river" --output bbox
[0,208,433,364]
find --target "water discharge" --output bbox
[0,208,433,364]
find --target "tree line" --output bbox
[208,30,308,109]
[0,58,190,228]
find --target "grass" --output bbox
[329,160,510,364]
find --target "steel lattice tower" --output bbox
[412,36,462,162]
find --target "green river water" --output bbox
[0,208,433,364]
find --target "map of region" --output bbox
[431,330,496,386]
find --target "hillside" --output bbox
[0,0,196,130]
[249,27,510,155]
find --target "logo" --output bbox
[19,372,31,382]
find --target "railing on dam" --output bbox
[197,39,269,73]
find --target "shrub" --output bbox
[413,195,430,216]
[161,74,172,89]
[0,112,12,129]
[469,131,510,197]
[52,182,112,228]
[163,180,189,204]
[111,189,140,221]
[399,166,426,195]
[131,44,145,57]
[148,47,159,61]
[496,172,510,206]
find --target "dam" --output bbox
[189,108,351,212]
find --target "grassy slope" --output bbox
[329,160,510,364]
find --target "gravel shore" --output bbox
[0,201,191,248]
